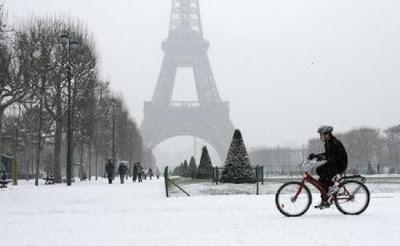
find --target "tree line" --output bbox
[172,146,214,179]
[0,4,149,184]
[250,126,400,175]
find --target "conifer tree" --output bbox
[177,162,183,176]
[182,160,189,177]
[221,129,256,183]
[188,156,197,178]
[173,166,180,176]
[197,146,213,179]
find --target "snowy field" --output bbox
[1,178,400,246]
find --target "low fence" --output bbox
[164,166,265,197]
[163,164,400,197]
[262,163,400,176]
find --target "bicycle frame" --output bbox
[295,171,329,201]
[293,171,355,204]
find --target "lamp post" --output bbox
[111,98,117,178]
[60,32,80,186]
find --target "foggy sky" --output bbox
[5,0,400,151]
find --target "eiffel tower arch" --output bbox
[140,0,234,162]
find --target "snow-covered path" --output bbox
[1,178,399,246]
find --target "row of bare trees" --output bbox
[308,126,400,174]
[250,126,400,175]
[0,4,146,184]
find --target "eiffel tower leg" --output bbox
[152,54,177,105]
[193,55,221,104]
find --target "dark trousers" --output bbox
[108,175,113,184]
[132,173,137,182]
[316,163,344,192]
[138,173,142,182]
[120,175,124,184]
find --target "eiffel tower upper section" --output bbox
[150,0,224,106]
[167,0,204,41]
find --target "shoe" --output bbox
[314,200,330,209]
[327,186,339,197]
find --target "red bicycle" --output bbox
[275,159,370,217]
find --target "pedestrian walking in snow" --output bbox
[148,168,153,180]
[118,162,128,184]
[137,162,143,183]
[155,167,160,179]
[132,162,138,182]
[105,159,115,184]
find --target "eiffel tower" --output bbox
[140,0,234,162]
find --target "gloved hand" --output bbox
[308,153,316,160]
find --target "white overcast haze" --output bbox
[5,0,400,164]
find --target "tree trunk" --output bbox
[102,152,106,178]
[79,142,84,181]
[95,149,98,180]
[30,145,34,176]
[53,119,62,183]
[0,108,4,154]
[88,141,92,180]
[52,91,63,183]
[35,101,43,186]
[26,155,30,179]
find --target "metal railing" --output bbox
[164,165,265,197]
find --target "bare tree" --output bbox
[384,125,400,172]
[250,127,398,175]
[15,16,102,183]
[0,5,30,153]
[1,9,144,183]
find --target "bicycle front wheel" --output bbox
[275,181,312,217]
[334,180,370,215]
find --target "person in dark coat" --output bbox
[105,159,115,184]
[155,167,160,179]
[118,162,128,184]
[148,168,153,180]
[137,162,143,183]
[309,125,348,208]
[132,162,138,182]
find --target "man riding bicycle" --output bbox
[309,125,348,209]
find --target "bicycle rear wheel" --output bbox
[275,181,312,217]
[334,180,370,215]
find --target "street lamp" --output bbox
[111,98,117,177]
[60,31,80,186]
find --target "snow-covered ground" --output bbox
[1,178,400,246]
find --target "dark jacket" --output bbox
[137,164,143,174]
[105,161,114,176]
[118,164,127,175]
[318,136,348,171]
